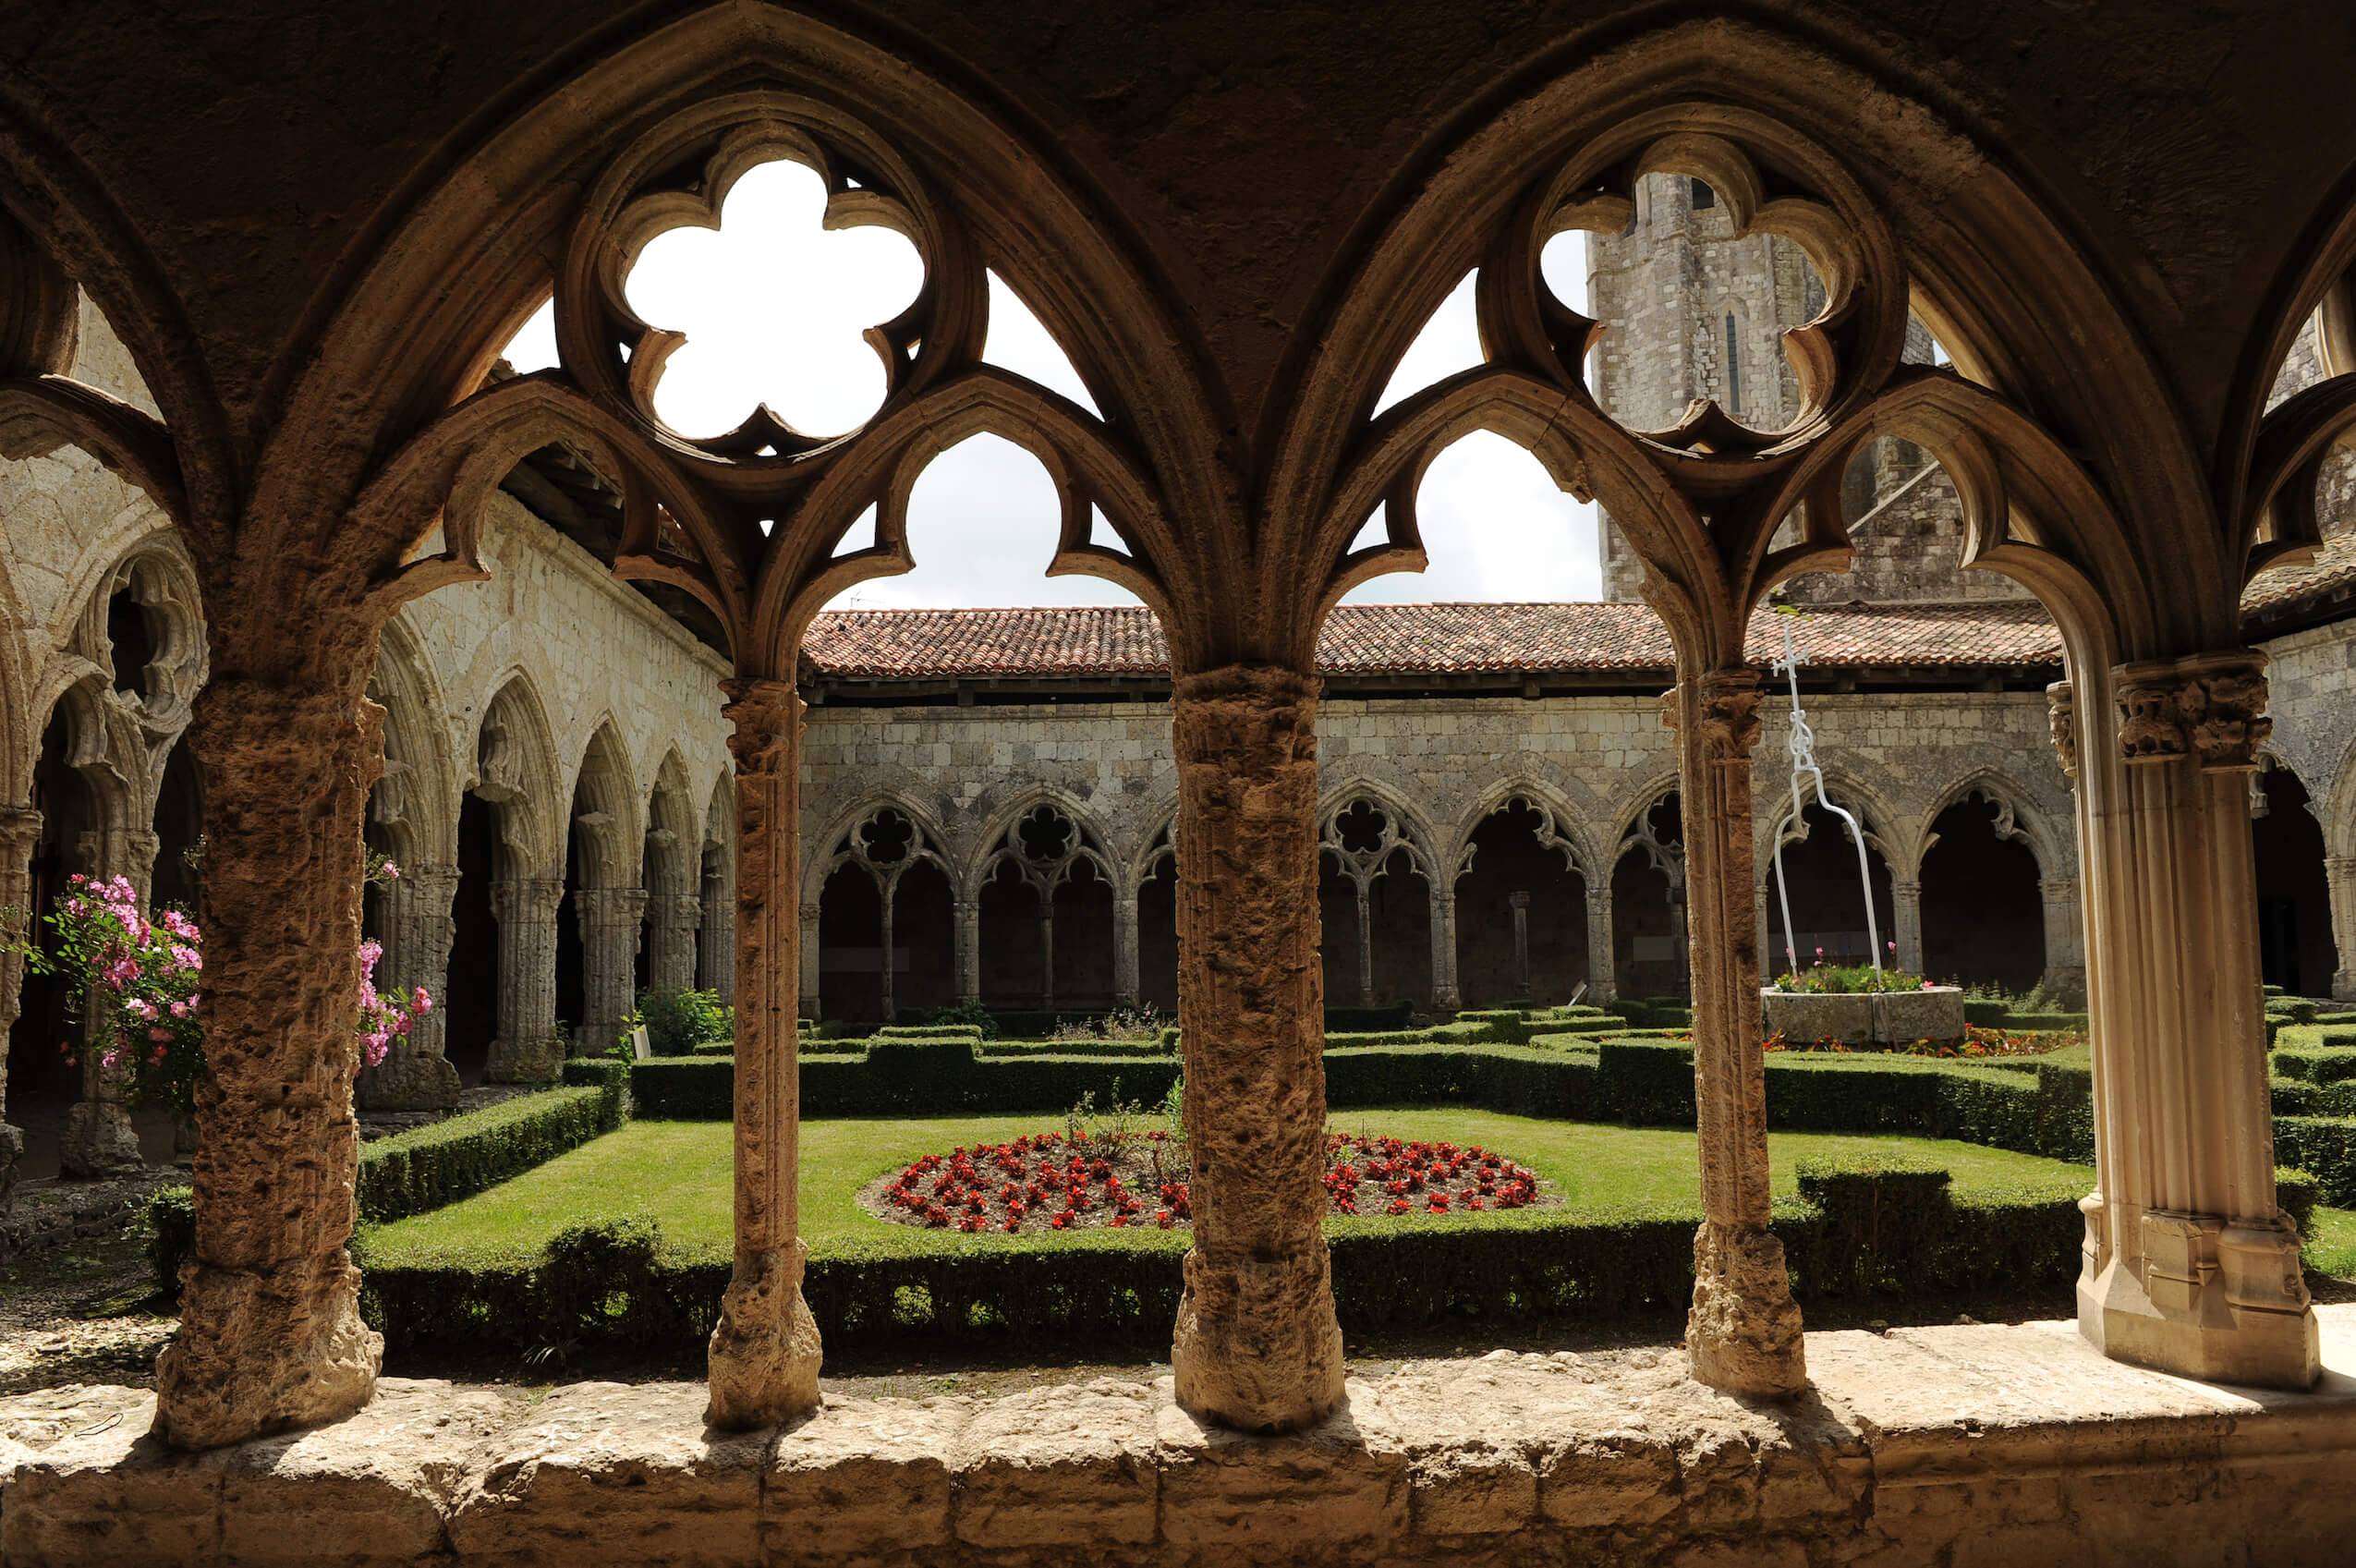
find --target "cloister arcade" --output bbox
[0,14,2350,1543]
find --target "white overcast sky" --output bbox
[503,159,1603,609]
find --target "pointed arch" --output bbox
[566,720,643,890]
[471,674,565,879]
[369,614,463,869]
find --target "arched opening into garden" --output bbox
[1454,797,1586,1006]
[445,793,500,1083]
[1137,825,1180,1015]
[1318,797,1434,1010]
[1766,799,1897,978]
[1611,793,1686,1002]
[2253,762,2335,998]
[977,803,1116,1015]
[1921,792,2046,991]
[8,707,98,1106]
[814,804,954,1024]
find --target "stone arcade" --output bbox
[5,4,2356,1562]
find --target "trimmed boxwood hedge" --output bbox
[149,1062,632,1296]
[356,1163,2090,1355]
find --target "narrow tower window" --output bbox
[1691,178,1715,211]
[1724,312,1742,415]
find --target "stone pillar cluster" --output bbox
[1889,877,1924,975]
[357,860,462,1111]
[2038,875,2086,1003]
[1427,881,1461,1011]
[59,825,160,1176]
[698,859,735,999]
[2327,857,2356,1003]
[0,804,38,1211]
[572,884,647,1054]
[2063,654,2319,1389]
[646,890,700,993]
[1584,881,1616,1004]
[487,877,564,1081]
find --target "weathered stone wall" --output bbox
[12,1310,2356,1566]
[800,688,2082,1011]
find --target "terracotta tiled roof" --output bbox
[2242,529,2356,617]
[802,601,2065,679]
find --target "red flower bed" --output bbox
[1761,1025,2078,1059]
[861,1131,1545,1234]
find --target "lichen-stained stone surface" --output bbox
[9,1313,2356,1564]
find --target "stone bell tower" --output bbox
[1585,173,2023,608]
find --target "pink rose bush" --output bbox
[12,858,431,1121]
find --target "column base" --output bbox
[1172,1242,1347,1433]
[2077,1210,2322,1391]
[59,1099,144,1177]
[1686,1221,1807,1398]
[2336,969,2356,1003]
[707,1238,823,1429]
[355,1050,463,1112]
[485,1033,563,1084]
[152,1249,383,1450]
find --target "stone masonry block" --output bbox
[764,1394,967,1565]
[1153,1377,1406,1554]
[952,1379,1157,1550]
[449,1381,767,1566]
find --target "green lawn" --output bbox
[363,1110,2096,1265]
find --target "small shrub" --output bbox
[2277,1166,2321,1238]
[917,1001,1000,1039]
[635,986,730,1055]
[146,1187,194,1299]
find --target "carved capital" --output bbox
[722,677,802,777]
[2114,650,2272,772]
[2046,681,2078,778]
[1694,670,1764,762]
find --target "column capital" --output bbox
[491,876,565,920]
[722,677,803,776]
[2038,876,2077,901]
[2114,649,2271,772]
[0,803,41,853]
[1664,669,1764,761]
[798,901,822,926]
[1508,889,1531,910]
[574,885,649,928]
[2046,680,2079,778]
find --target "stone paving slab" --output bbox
[7,1311,2356,1564]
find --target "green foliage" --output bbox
[357,1166,2086,1355]
[1769,960,1932,994]
[917,1001,1000,1039]
[150,1066,631,1297]
[2269,998,2322,1027]
[145,1187,194,1298]
[2277,1167,2321,1238]
[2317,1026,2356,1050]
[633,986,730,1055]
[2275,1117,2356,1207]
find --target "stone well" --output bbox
[1760,984,1965,1045]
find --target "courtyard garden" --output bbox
[101,988,2356,1380]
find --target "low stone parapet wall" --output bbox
[6,1310,2355,1565]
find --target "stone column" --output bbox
[707,677,821,1428]
[698,859,735,998]
[574,884,648,1054]
[2067,658,2318,1390]
[1670,670,1805,1398]
[797,901,821,1027]
[876,871,898,1023]
[1037,889,1056,1009]
[1508,890,1532,999]
[952,897,980,1005]
[1428,879,1461,1012]
[486,876,563,1081]
[2326,857,2356,1003]
[1114,885,1142,1008]
[59,824,158,1177]
[1585,879,1616,1005]
[2039,874,2086,1005]
[1890,877,1924,976]
[0,805,40,1213]
[646,890,700,994]
[1169,664,1344,1433]
[357,860,461,1111]
[152,676,383,1450]
[1353,880,1376,1007]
